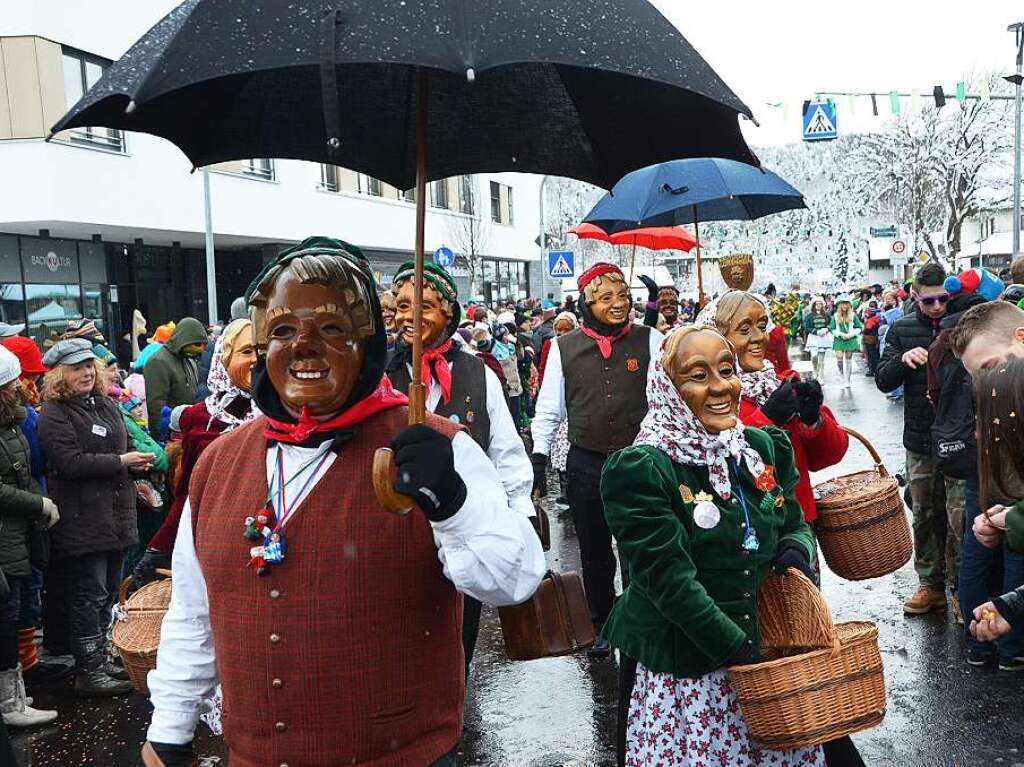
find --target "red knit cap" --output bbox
[1,336,47,376]
[577,262,623,292]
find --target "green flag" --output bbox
[956,82,967,104]
[889,91,901,115]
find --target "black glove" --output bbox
[773,541,816,582]
[727,642,764,667]
[793,379,824,427]
[760,380,798,426]
[638,274,658,304]
[133,549,171,586]
[147,741,194,767]
[390,424,467,522]
[531,452,548,497]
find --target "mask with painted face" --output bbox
[718,294,769,372]
[668,330,742,433]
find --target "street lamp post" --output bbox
[1010,22,1024,261]
[202,167,218,325]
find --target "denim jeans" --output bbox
[958,479,1024,659]
[67,550,124,661]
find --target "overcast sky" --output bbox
[651,1,1023,147]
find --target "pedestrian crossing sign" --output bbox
[802,100,838,142]
[548,250,575,278]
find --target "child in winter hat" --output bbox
[944,267,1003,302]
[0,346,21,388]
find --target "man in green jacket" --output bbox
[142,318,208,434]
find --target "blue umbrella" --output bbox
[583,158,805,302]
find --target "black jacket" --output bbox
[0,408,45,577]
[875,306,943,454]
[37,395,137,560]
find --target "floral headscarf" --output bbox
[696,290,780,408]
[204,318,258,431]
[633,331,765,500]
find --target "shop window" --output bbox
[25,284,82,348]
[83,284,107,334]
[60,48,125,152]
[0,285,26,327]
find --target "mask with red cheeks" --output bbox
[668,330,742,433]
[263,271,366,419]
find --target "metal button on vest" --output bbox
[269,633,281,644]
[744,614,750,621]
[270,588,281,600]
[744,592,751,599]
[280,763,290,767]
[275,721,286,732]
[272,678,284,689]
[743,570,751,576]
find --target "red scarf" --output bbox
[264,376,408,444]
[421,338,454,404]
[580,323,633,360]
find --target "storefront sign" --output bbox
[20,239,79,284]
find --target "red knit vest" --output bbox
[191,408,464,767]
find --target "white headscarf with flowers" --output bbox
[696,290,780,408]
[204,318,259,431]
[633,329,765,500]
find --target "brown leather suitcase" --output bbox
[498,570,596,660]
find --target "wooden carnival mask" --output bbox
[394,279,452,349]
[666,329,741,433]
[719,253,754,291]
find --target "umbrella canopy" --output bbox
[51,0,758,190]
[567,223,611,242]
[609,226,696,252]
[582,157,805,232]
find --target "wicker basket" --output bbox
[812,426,912,581]
[111,570,172,695]
[729,569,886,751]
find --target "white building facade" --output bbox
[0,1,543,349]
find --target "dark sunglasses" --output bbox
[915,293,950,307]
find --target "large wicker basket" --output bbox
[729,569,886,751]
[111,571,172,695]
[813,426,912,580]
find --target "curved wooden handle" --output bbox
[841,425,888,477]
[372,447,415,515]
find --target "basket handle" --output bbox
[117,568,173,610]
[841,426,889,478]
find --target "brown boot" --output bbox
[903,586,947,615]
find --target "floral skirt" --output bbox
[626,664,825,767]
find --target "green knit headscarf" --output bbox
[392,260,459,304]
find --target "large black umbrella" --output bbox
[53,0,758,511]
[51,0,758,190]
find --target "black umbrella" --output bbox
[53,0,758,511]
[51,0,758,190]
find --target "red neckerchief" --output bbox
[422,338,454,404]
[263,376,408,444]
[580,322,633,360]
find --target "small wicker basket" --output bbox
[729,569,886,751]
[813,426,913,581]
[111,570,172,695]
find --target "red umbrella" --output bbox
[569,224,696,289]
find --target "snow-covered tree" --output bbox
[446,199,491,296]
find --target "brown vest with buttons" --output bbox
[190,409,464,767]
[558,324,653,454]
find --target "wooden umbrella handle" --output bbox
[372,448,415,515]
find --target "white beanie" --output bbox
[0,346,21,387]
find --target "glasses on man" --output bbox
[915,293,950,307]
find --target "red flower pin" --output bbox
[754,466,776,492]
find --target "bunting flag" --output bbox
[910,90,921,112]
[889,91,901,115]
[980,79,990,102]
[956,82,967,104]
[933,86,946,108]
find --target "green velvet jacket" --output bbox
[600,426,816,679]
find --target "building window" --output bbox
[321,164,339,192]
[243,159,275,180]
[403,188,416,204]
[459,176,475,215]
[490,182,502,222]
[61,48,125,152]
[430,180,449,209]
[490,181,514,224]
[358,174,382,197]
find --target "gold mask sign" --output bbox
[719,253,754,291]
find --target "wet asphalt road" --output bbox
[11,353,1024,766]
